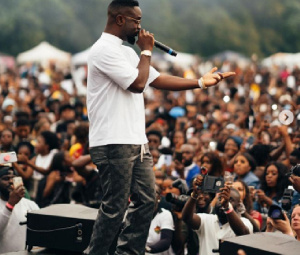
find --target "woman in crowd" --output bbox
[17,131,60,199]
[69,123,89,159]
[233,152,260,189]
[0,128,15,152]
[232,180,262,231]
[13,141,35,188]
[255,162,289,209]
[36,151,84,207]
[223,136,243,172]
[198,151,225,177]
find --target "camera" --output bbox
[281,186,294,212]
[268,204,285,220]
[165,193,189,210]
[286,164,300,177]
[199,167,225,193]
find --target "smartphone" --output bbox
[0,152,18,164]
[209,141,217,151]
[175,152,183,162]
[164,155,172,166]
[13,176,23,188]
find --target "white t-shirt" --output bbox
[87,32,160,147]
[195,213,253,255]
[33,149,58,180]
[0,198,39,253]
[146,208,175,255]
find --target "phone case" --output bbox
[0,151,18,164]
[13,177,23,188]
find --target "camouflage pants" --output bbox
[84,144,155,255]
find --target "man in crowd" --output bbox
[174,144,200,188]
[85,0,235,254]
[0,166,39,253]
[182,175,253,255]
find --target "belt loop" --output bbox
[140,144,146,162]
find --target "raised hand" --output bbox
[202,67,235,88]
[8,185,25,206]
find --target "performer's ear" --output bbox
[116,15,124,26]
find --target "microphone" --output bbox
[154,40,177,57]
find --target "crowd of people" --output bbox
[0,45,300,254]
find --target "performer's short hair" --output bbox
[109,0,139,8]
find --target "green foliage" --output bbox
[0,0,299,58]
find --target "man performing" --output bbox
[85,0,235,254]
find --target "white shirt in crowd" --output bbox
[195,213,253,255]
[146,208,175,255]
[0,198,39,253]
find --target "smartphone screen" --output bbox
[175,152,183,162]
[164,155,172,166]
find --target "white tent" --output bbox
[16,41,71,66]
[72,47,90,66]
[164,51,198,69]
[262,52,300,69]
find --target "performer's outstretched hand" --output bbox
[202,67,235,88]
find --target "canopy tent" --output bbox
[16,41,71,67]
[71,47,90,66]
[209,50,250,68]
[262,52,300,69]
[150,51,199,72]
[164,51,198,70]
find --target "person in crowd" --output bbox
[17,131,59,199]
[198,151,225,177]
[255,161,289,210]
[0,165,39,253]
[174,144,200,188]
[183,189,215,255]
[154,170,165,188]
[35,151,84,207]
[223,136,243,172]
[0,128,15,152]
[147,129,162,150]
[161,177,183,198]
[248,144,272,180]
[182,175,253,255]
[233,152,260,189]
[84,1,234,254]
[71,153,103,208]
[51,103,76,134]
[232,180,262,231]
[145,185,175,255]
[150,147,161,171]
[13,118,32,147]
[69,123,89,159]
[30,118,51,147]
[13,141,35,191]
[187,136,202,160]
[172,130,186,153]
